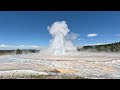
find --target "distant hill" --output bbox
[77,42,120,52]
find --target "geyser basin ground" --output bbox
[0,51,120,79]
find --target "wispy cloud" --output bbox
[0,44,43,50]
[87,33,98,37]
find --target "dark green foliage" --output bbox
[28,49,38,53]
[0,50,15,55]
[78,42,120,52]
[16,49,22,54]
[0,49,40,56]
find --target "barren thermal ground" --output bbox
[0,51,120,79]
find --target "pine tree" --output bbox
[16,49,22,54]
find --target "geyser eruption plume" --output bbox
[47,21,69,55]
[47,21,78,55]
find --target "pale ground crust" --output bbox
[0,51,120,79]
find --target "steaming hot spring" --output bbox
[1,21,120,79]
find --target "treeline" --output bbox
[0,49,40,55]
[77,42,120,52]
[0,50,15,55]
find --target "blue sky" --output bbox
[0,11,120,48]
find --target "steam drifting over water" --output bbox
[47,21,78,55]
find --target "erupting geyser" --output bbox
[47,21,78,55]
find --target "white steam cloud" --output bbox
[66,32,79,41]
[48,21,69,36]
[87,33,98,37]
[47,21,78,55]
